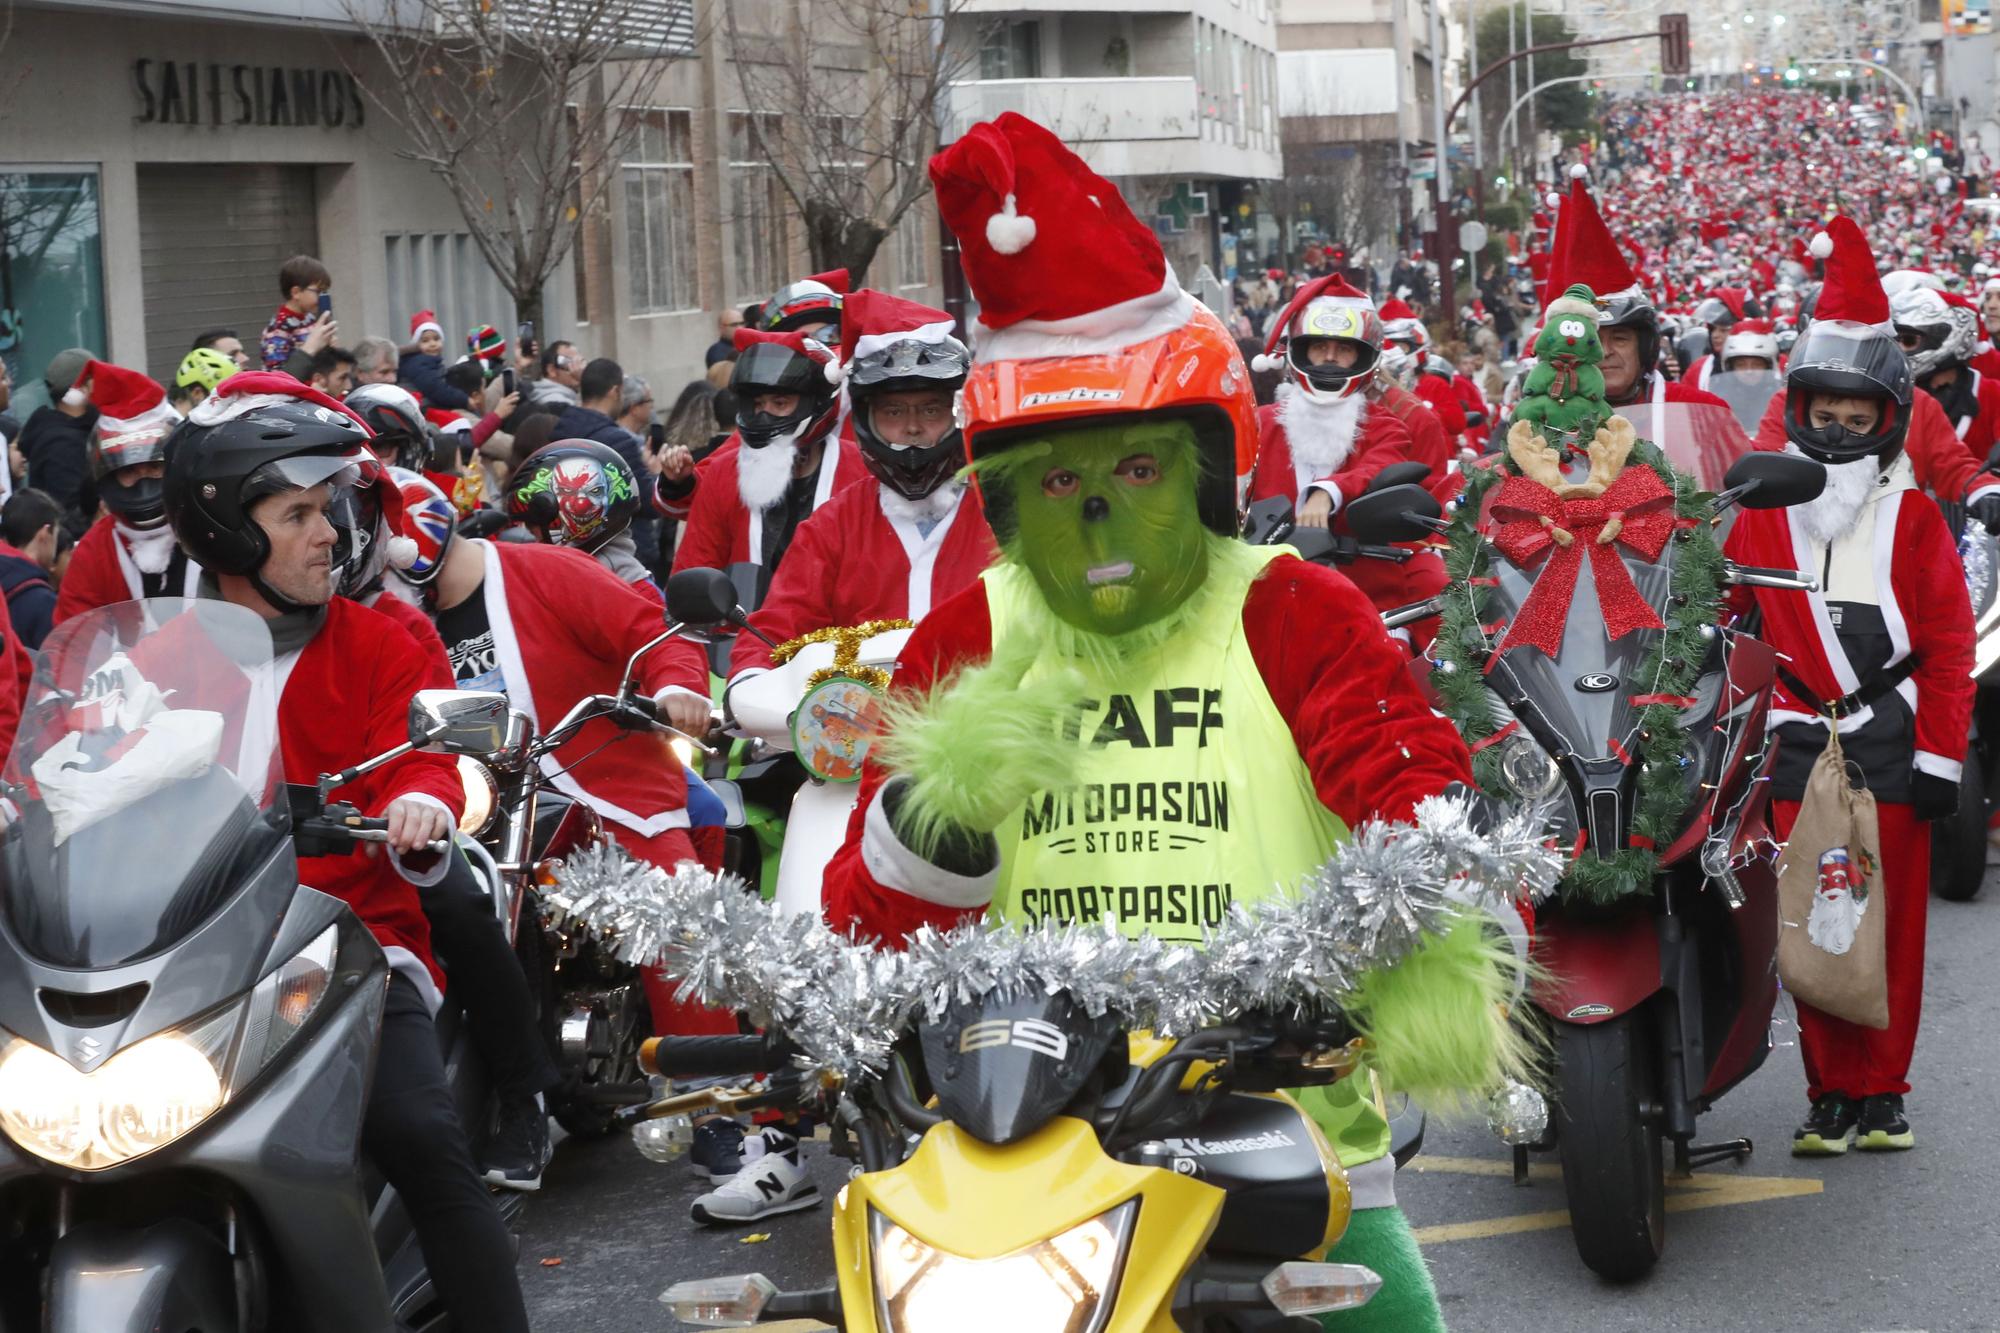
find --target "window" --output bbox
[979,20,1041,79]
[729,111,788,305]
[893,205,929,288]
[383,230,517,356]
[0,169,105,415]
[623,108,698,314]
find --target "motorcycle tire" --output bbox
[1930,740,1988,902]
[1554,1014,1666,1282]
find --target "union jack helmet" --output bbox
[387,466,458,586]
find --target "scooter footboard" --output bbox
[45,1218,239,1333]
[1531,905,1663,1024]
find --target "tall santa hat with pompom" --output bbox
[189,371,419,570]
[1543,162,1643,303]
[1808,216,1892,331]
[927,111,1194,362]
[77,361,180,465]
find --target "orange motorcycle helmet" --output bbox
[959,305,1257,536]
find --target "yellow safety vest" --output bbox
[979,545,1390,1171]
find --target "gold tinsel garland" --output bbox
[768,619,916,691]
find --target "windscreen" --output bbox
[2,599,286,968]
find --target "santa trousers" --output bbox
[607,823,742,1037]
[1771,798,1928,1101]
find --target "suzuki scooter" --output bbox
[1350,433,1827,1282]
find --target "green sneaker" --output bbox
[1792,1094,1859,1156]
[1854,1094,1915,1151]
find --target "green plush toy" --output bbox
[1513,283,1609,447]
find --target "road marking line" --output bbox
[1405,1157,1823,1244]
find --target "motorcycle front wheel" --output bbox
[1554,1014,1665,1282]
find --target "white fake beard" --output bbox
[118,520,179,575]
[1785,443,1880,549]
[737,433,803,512]
[1806,882,1867,955]
[879,481,962,527]
[1275,383,1367,475]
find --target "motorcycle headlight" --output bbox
[0,924,339,1171]
[457,756,498,837]
[1498,734,1564,800]
[870,1199,1137,1333]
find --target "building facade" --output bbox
[0,0,941,415]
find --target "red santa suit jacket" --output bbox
[1723,465,1974,798]
[1249,392,1449,619]
[666,432,871,575]
[1414,370,1469,445]
[364,587,452,688]
[1374,383,1454,491]
[1927,369,2000,464]
[54,516,202,625]
[728,484,998,678]
[820,556,1474,942]
[471,539,709,837]
[1754,381,2000,504]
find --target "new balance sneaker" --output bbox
[1855,1094,1915,1151]
[690,1117,749,1181]
[690,1129,822,1225]
[1792,1094,1859,1156]
[482,1095,552,1191]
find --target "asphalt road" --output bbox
[516,870,2000,1333]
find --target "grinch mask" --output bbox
[990,420,1209,637]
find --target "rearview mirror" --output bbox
[1366,462,1432,494]
[1344,484,1445,545]
[1722,451,1826,510]
[666,567,745,627]
[409,689,510,756]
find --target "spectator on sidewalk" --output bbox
[0,488,67,649]
[259,254,338,377]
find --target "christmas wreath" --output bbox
[1430,424,1726,905]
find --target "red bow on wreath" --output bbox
[1488,466,1678,657]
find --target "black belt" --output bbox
[1776,656,1918,720]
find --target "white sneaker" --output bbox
[689,1129,822,1225]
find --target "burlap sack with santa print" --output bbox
[1775,726,1889,1029]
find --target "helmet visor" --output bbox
[1787,320,1912,404]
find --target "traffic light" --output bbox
[1660,12,1690,76]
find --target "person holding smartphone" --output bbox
[259,254,339,379]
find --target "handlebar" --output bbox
[294,812,450,856]
[640,1033,792,1077]
[1724,562,1820,592]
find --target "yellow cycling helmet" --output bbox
[175,346,236,394]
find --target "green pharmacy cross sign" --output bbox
[1153,181,1211,236]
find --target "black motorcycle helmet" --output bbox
[91,418,175,530]
[505,438,640,554]
[1781,319,1913,465]
[1598,289,1661,391]
[164,391,382,609]
[344,383,431,473]
[729,336,838,450]
[759,273,846,343]
[846,331,971,500]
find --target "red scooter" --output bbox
[1351,432,1826,1281]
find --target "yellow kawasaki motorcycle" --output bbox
[641,992,1385,1331]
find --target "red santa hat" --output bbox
[1807,216,1891,329]
[1377,297,1420,324]
[801,268,851,296]
[1248,274,1371,373]
[1543,163,1641,302]
[77,361,180,461]
[928,111,1193,362]
[732,325,840,368]
[410,309,443,342]
[186,372,416,567]
[822,290,958,385]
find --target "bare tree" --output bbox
[1265,142,1401,270]
[342,0,699,331]
[725,0,977,284]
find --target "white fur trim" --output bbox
[1569,162,1590,179]
[1916,750,1964,782]
[1809,232,1834,259]
[974,269,1193,364]
[1251,351,1283,372]
[985,193,1037,255]
[1545,192,1562,209]
[188,390,316,428]
[62,387,88,408]
[848,321,958,366]
[412,319,443,342]
[860,783,997,909]
[384,534,419,570]
[824,359,847,385]
[386,792,455,889]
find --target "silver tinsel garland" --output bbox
[546,794,1562,1082]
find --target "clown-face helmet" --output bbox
[506,439,640,554]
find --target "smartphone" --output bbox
[648,421,667,452]
[500,367,517,396]
[517,321,536,357]
[317,292,333,319]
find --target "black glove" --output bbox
[1968,491,2000,532]
[1913,770,1961,822]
